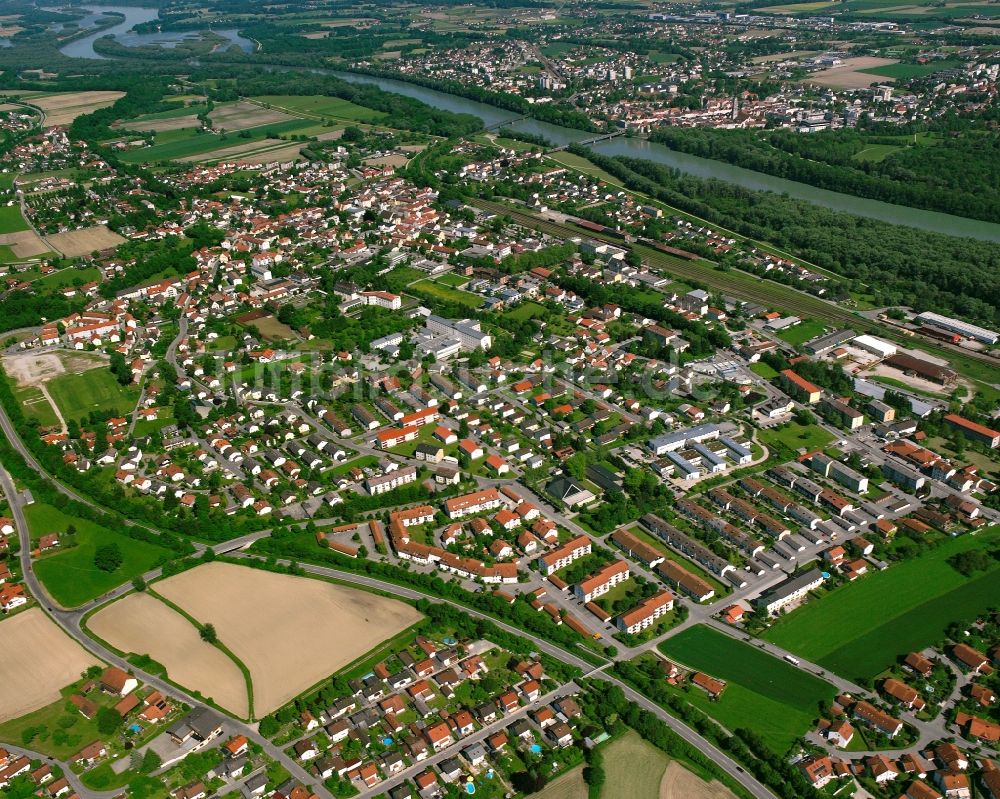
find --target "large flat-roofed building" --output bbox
[648,423,720,456]
[804,329,855,355]
[916,311,998,345]
[424,315,492,351]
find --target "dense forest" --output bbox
[649,127,1000,224]
[570,145,1000,327]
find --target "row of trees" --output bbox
[571,145,1000,327]
[649,126,1000,224]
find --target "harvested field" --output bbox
[805,57,898,88]
[30,91,124,128]
[538,767,587,799]
[89,593,249,717]
[45,225,125,257]
[0,229,49,258]
[0,608,101,723]
[601,731,670,798]
[155,562,422,714]
[660,762,738,799]
[239,313,297,341]
[122,114,201,133]
[208,101,296,132]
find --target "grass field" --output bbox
[776,319,826,345]
[29,503,173,607]
[763,526,1000,680]
[756,422,834,453]
[859,59,963,78]
[504,301,548,321]
[46,367,139,421]
[435,272,468,288]
[13,385,59,427]
[0,204,28,234]
[749,362,779,379]
[411,279,483,308]
[252,95,387,122]
[659,625,835,751]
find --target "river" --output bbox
[329,71,1000,243]
[56,5,254,60]
[46,6,1000,242]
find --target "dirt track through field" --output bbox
[0,608,101,722]
[88,593,250,717]
[155,562,422,714]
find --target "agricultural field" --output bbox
[208,101,298,132]
[537,766,587,799]
[0,229,50,259]
[46,224,125,257]
[763,526,1000,679]
[659,625,835,751]
[88,592,250,717]
[119,120,312,164]
[0,608,101,723]
[601,732,670,798]
[805,57,899,88]
[28,503,173,607]
[29,91,125,128]
[412,279,483,308]
[154,562,423,714]
[252,95,387,123]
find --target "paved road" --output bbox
[224,551,781,799]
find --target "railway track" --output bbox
[474,198,999,382]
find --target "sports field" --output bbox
[155,562,422,714]
[46,366,139,420]
[764,526,1000,679]
[0,609,101,723]
[29,503,172,607]
[659,625,835,752]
